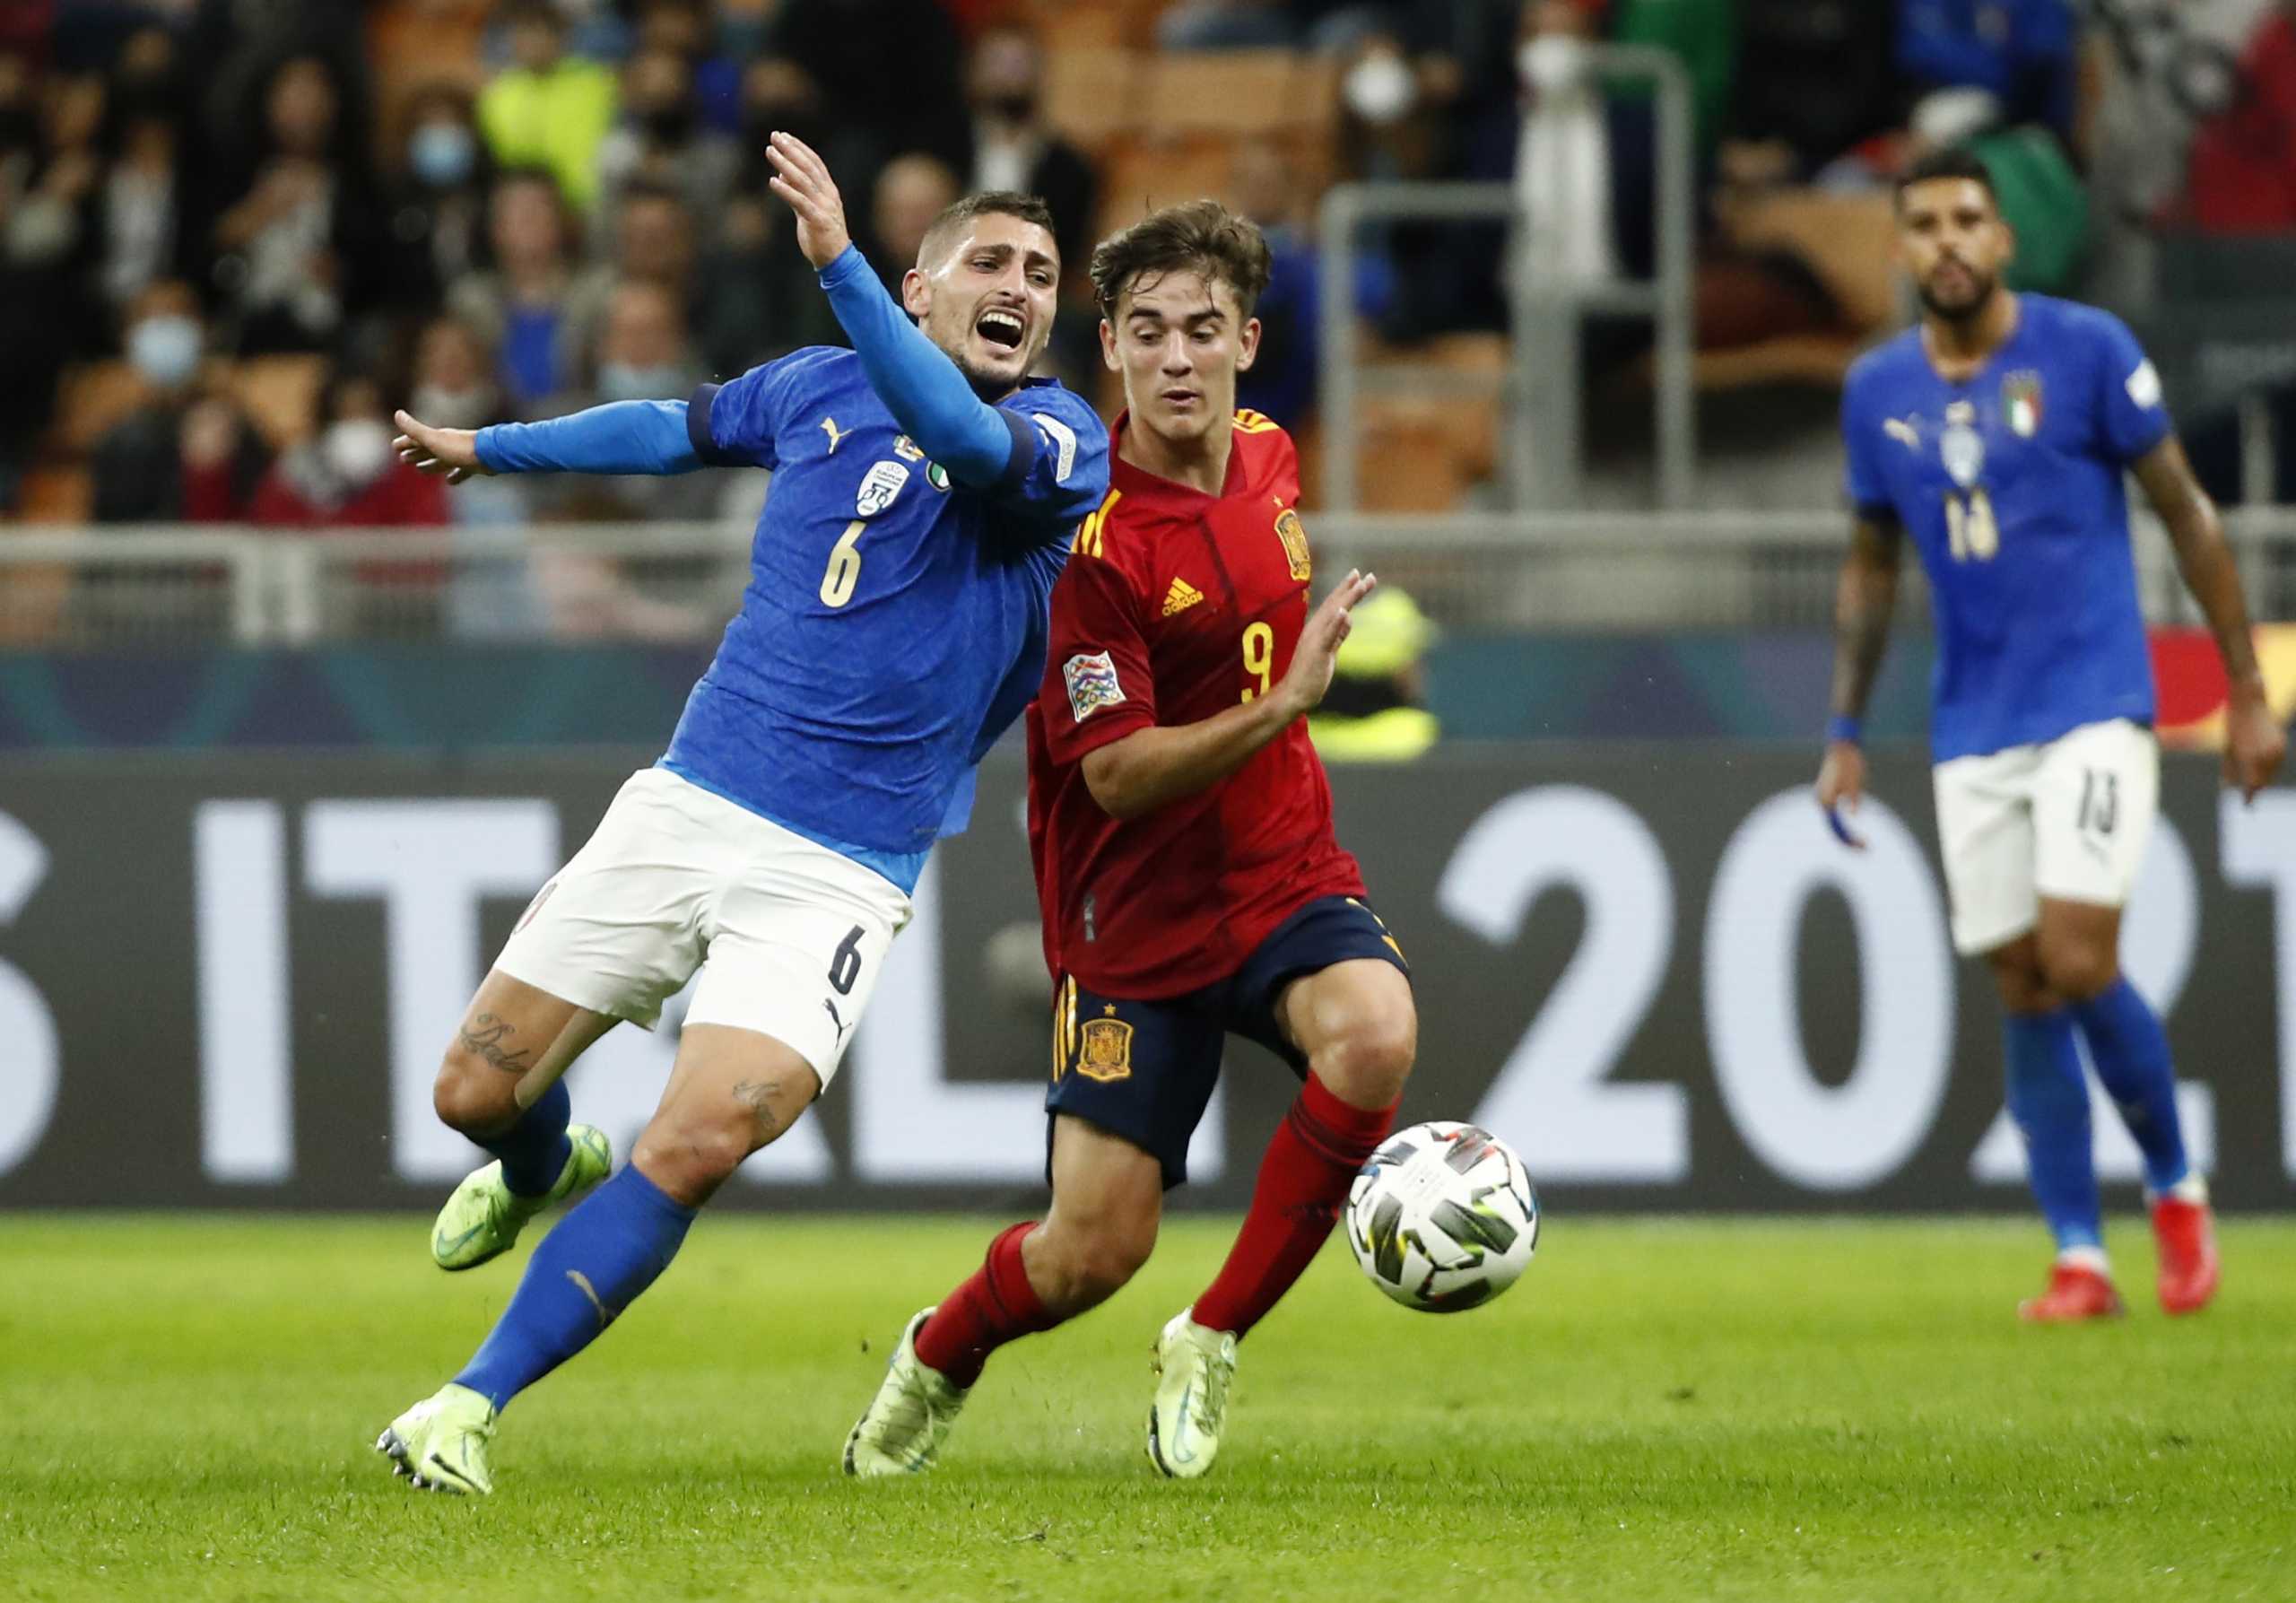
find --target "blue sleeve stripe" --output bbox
[686,383,728,465]
[995,408,1037,490]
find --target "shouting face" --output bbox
[902,211,1061,398]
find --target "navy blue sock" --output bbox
[2003,1009,2100,1253]
[490,1078,572,1198]
[453,1165,696,1412]
[2072,977,2189,1195]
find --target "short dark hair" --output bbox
[1897,145,1999,207]
[1090,199,1274,322]
[919,189,1057,266]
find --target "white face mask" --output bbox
[128,314,202,388]
[1344,52,1416,126]
[322,418,394,484]
[596,362,685,404]
[411,382,495,431]
[1519,36,1590,97]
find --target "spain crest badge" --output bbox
[1274,507,1311,582]
[1078,1006,1134,1083]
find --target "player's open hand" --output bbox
[393,410,491,484]
[2224,686,2288,802]
[1276,569,1378,719]
[764,131,852,271]
[1814,741,1868,850]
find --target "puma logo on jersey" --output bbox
[1161,577,1205,617]
[1883,417,1920,452]
[820,416,851,455]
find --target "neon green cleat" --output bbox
[430,1123,612,1271]
[376,1383,496,1495]
[843,1308,969,1477]
[1146,1308,1238,1480]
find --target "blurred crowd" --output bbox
[3,0,2295,539]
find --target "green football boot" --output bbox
[376,1383,497,1495]
[1146,1308,1238,1480]
[430,1123,612,1271]
[843,1308,970,1476]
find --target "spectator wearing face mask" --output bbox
[407,312,526,523]
[251,367,448,532]
[593,45,739,248]
[961,21,1094,281]
[516,278,724,642]
[384,82,491,318]
[477,0,618,215]
[526,279,724,525]
[91,279,272,525]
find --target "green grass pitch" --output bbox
[5,1213,2293,1602]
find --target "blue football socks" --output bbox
[2072,976,2191,1196]
[487,1077,574,1198]
[2003,1008,2101,1254]
[454,1165,697,1412]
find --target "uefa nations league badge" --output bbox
[856,460,910,518]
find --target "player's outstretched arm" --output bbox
[1813,513,1903,847]
[765,131,1021,489]
[2135,435,2288,799]
[397,400,708,483]
[1083,571,1377,822]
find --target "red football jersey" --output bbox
[1025,411,1366,998]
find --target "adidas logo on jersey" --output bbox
[1162,577,1205,617]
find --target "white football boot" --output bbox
[843,1309,970,1476]
[1146,1308,1238,1479]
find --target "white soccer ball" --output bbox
[1344,1121,1538,1312]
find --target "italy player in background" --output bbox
[1818,147,2286,1322]
[371,133,1108,1493]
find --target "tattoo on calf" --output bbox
[458,1012,535,1076]
[731,1076,798,1140]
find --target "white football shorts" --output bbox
[1931,718,2159,956]
[492,766,911,1085]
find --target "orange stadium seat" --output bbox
[1140,50,1311,141]
[14,466,92,524]
[230,354,328,449]
[1356,396,1470,512]
[1041,48,1144,152]
[1718,188,1900,334]
[1095,134,1240,238]
[1026,0,1170,48]
[48,361,148,457]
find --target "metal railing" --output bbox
[0,522,752,649]
[1317,44,1697,513]
[5,510,2295,648]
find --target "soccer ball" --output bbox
[1344,1121,1538,1312]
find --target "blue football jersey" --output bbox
[1841,294,2172,762]
[659,347,1109,880]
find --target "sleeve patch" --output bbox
[1063,649,1126,722]
[2126,359,2163,411]
[1031,411,1079,484]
